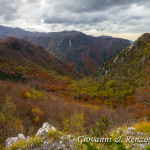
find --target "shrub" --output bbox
[106,80,116,88]
[83,142,99,150]
[93,116,111,137]
[134,121,150,133]
[146,145,150,150]
[26,137,42,148]
[0,96,23,147]
[22,89,47,101]
[32,107,44,124]
[25,90,32,99]
[7,137,42,150]
[47,130,61,141]
[63,112,86,135]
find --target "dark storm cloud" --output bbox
[43,0,147,24]
[0,0,19,21]
[43,13,107,24]
[55,0,142,13]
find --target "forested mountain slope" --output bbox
[0,37,80,84]
[72,33,150,104]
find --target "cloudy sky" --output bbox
[0,0,150,40]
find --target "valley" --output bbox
[0,26,149,150]
[0,25,130,75]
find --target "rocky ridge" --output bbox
[6,122,150,150]
[6,122,76,150]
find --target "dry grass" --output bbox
[134,121,150,133]
[7,137,42,150]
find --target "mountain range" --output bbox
[0,25,130,75]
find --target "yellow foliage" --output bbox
[0,97,23,146]
[0,112,5,122]
[47,130,61,141]
[25,91,32,98]
[63,112,86,135]
[134,121,150,133]
[32,107,44,123]
[23,89,47,101]
[7,137,42,150]
[106,80,116,88]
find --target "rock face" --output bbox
[126,127,136,134]
[116,127,150,150]
[47,32,130,75]
[116,127,136,135]
[34,123,75,150]
[30,139,75,150]
[36,122,56,138]
[5,122,56,148]
[5,134,26,147]
[5,123,150,150]
[5,122,75,150]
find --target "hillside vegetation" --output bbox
[72,33,150,106]
[0,80,148,149]
[0,37,81,92]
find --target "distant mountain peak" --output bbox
[98,35,113,38]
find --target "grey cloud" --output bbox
[52,0,144,13]
[26,0,40,3]
[0,0,22,21]
[129,16,144,20]
[0,1,16,21]
[0,0,150,36]
[44,12,107,24]
[43,0,148,25]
